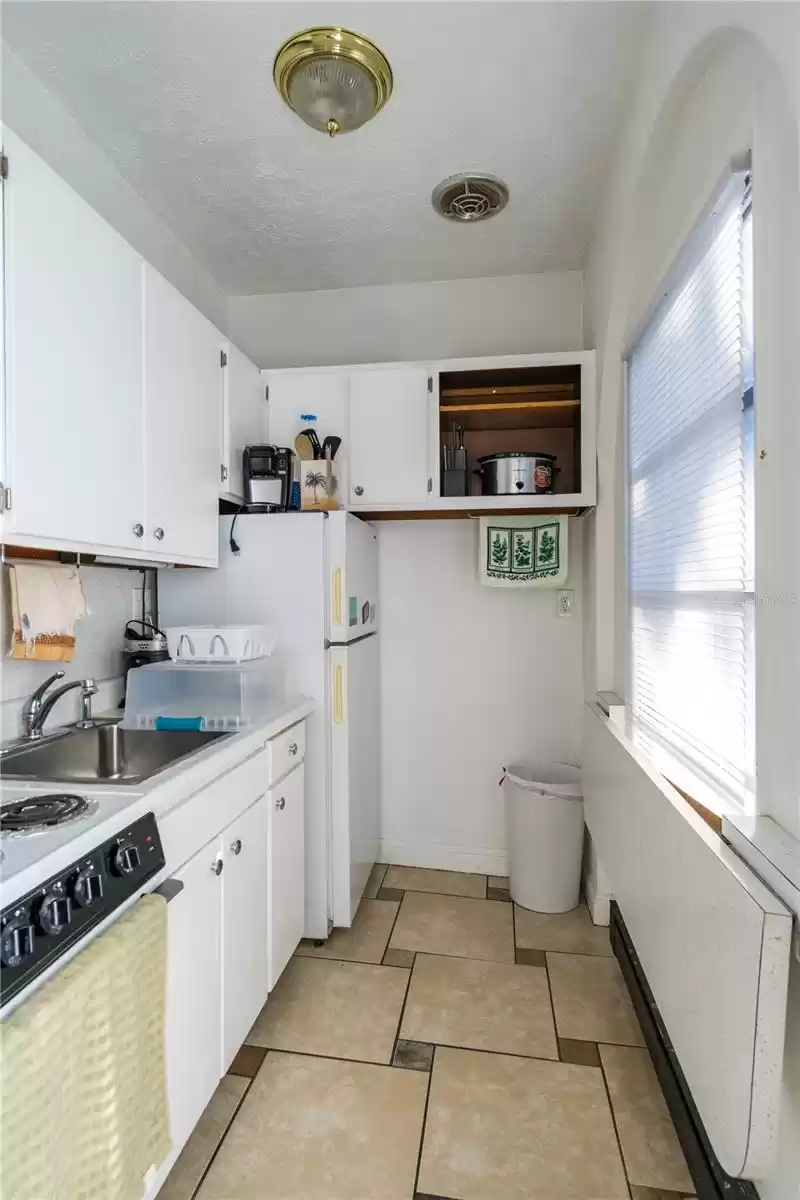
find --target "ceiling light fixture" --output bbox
[432,174,510,222]
[273,27,393,137]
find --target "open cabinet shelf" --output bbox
[438,363,583,499]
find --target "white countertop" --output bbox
[0,696,314,908]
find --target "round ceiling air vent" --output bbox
[432,174,509,222]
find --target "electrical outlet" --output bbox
[557,590,575,617]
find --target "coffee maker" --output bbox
[243,445,293,512]
[122,620,170,703]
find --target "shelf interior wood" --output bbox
[440,401,579,432]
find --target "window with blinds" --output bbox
[627,171,754,810]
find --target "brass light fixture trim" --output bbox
[273,27,393,136]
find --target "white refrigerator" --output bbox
[158,511,380,940]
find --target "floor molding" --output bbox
[379,839,508,876]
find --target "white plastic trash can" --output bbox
[502,764,584,913]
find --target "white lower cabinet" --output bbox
[267,763,306,989]
[157,732,306,1195]
[221,795,269,1071]
[163,835,223,1154]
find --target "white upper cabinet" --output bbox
[221,342,264,502]
[143,265,221,565]
[266,370,350,500]
[348,367,430,506]
[4,130,145,551]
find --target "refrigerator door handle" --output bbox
[332,567,343,627]
[333,663,345,724]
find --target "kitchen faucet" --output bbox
[21,672,99,740]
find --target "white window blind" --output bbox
[627,172,754,809]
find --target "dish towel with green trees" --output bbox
[478,515,568,587]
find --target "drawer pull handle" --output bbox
[354,486,364,496]
[288,742,298,756]
[211,857,223,876]
[230,839,242,856]
[275,796,286,811]
[133,523,144,538]
[154,527,165,541]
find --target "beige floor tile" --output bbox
[601,1045,693,1192]
[515,901,613,956]
[384,865,487,898]
[160,1075,247,1200]
[362,862,388,899]
[547,952,645,1046]
[295,897,398,963]
[401,953,558,1060]
[197,1052,427,1200]
[488,875,509,889]
[418,1046,629,1200]
[389,892,515,962]
[246,956,409,1064]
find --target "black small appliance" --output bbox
[243,444,293,512]
[122,620,170,703]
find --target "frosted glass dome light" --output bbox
[274,28,393,137]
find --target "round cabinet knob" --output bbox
[153,527,165,541]
[133,523,144,538]
[114,843,141,876]
[275,796,286,811]
[39,892,72,934]
[230,839,242,856]
[288,742,298,757]
[211,858,224,876]
[73,868,104,908]
[354,486,364,497]
[1,916,36,967]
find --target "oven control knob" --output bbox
[73,868,104,908]
[1,916,36,966]
[114,843,141,875]
[39,893,72,934]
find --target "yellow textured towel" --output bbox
[0,894,171,1200]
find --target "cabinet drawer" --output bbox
[267,721,305,784]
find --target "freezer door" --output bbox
[329,635,380,926]
[328,512,379,643]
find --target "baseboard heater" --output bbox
[583,705,792,1184]
[611,901,759,1200]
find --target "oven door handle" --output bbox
[152,878,184,904]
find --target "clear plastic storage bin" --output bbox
[121,658,283,732]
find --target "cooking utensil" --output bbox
[322,435,342,460]
[474,451,557,495]
[299,427,323,459]
[294,432,316,460]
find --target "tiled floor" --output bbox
[163,867,697,1200]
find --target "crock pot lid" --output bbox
[477,451,556,463]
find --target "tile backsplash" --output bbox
[0,564,146,739]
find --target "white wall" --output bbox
[0,565,144,740]
[1,46,228,332]
[378,520,583,875]
[227,271,583,368]
[582,7,800,1198]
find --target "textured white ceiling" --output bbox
[3,2,647,295]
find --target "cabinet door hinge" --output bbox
[427,376,433,393]
[2,485,12,511]
[1,155,8,180]
[220,350,228,368]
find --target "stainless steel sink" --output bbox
[0,721,229,784]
